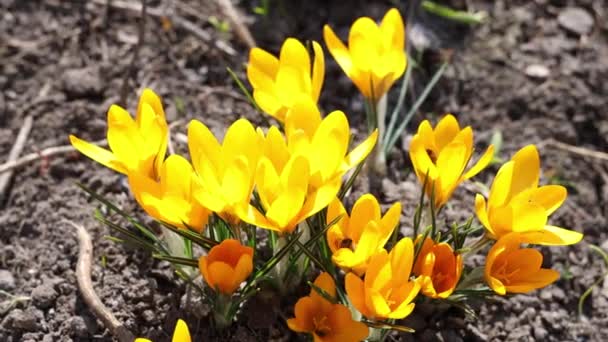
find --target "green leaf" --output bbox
[363,319,415,333]
[384,62,448,155]
[152,254,199,268]
[308,281,338,304]
[421,1,487,25]
[578,244,608,317]
[160,221,218,250]
[78,183,159,243]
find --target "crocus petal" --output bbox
[487,276,507,295]
[389,237,414,283]
[409,135,438,181]
[345,273,370,317]
[463,144,495,180]
[488,160,514,208]
[284,97,322,139]
[368,290,391,318]
[187,120,221,176]
[107,104,144,172]
[264,156,309,231]
[287,297,316,332]
[380,8,405,55]
[508,144,540,198]
[323,25,354,78]
[386,302,415,320]
[254,90,283,120]
[433,114,460,151]
[327,305,370,341]
[378,201,401,243]
[137,88,166,125]
[311,41,325,102]
[342,129,378,172]
[172,319,191,342]
[521,225,584,246]
[69,135,126,174]
[505,269,560,293]
[527,185,567,216]
[298,177,342,220]
[348,194,381,241]
[247,47,279,87]
[232,253,253,291]
[475,194,494,235]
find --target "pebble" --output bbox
[0,269,15,291]
[66,316,88,338]
[534,326,549,340]
[558,7,594,35]
[141,309,160,325]
[525,64,550,79]
[61,66,104,98]
[31,282,58,309]
[3,308,43,331]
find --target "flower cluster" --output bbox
[69,7,584,342]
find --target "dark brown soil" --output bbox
[1,0,607,341]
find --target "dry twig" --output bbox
[538,139,608,162]
[215,0,256,48]
[0,116,33,202]
[88,0,236,55]
[65,220,135,342]
[0,139,108,175]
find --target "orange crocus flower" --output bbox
[287,272,369,342]
[199,239,253,295]
[413,236,463,299]
[485,233,559,295]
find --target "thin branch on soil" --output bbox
[65,220,135,342]
[215,0,256,48]
[0,116,33,203]
[167,120,184,155]
[88,0,237,55]
[538,139,608,162]
[0,139,108,175]
[119,0,147,107]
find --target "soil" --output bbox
[1,0,607,341]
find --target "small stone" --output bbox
[558,7,594,35]
[0,269,15,290]
[534,326,549,340]
[552,287,566,301]
[31,283,58,309]
[67,316,88,338]
[61,66,104,98]
[525,64,550,79]
[141,309,160,325]
[3,308,43,331]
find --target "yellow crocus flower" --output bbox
[199,239,254,295]
[412,236,463,299]
[238,101,378,234]
[323,8,406,102]
[135,319,191,342]
[188,118,263,225]
[326,194,401,276]
[128,155,210,232]
[409,114,494,209]
[283,98,379,189]
[345,238,420,320]
[475,144,583,245]
[485,233,559,295]
[247,38,324,122]
[69,88,168,179]
[287,272,369,342]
